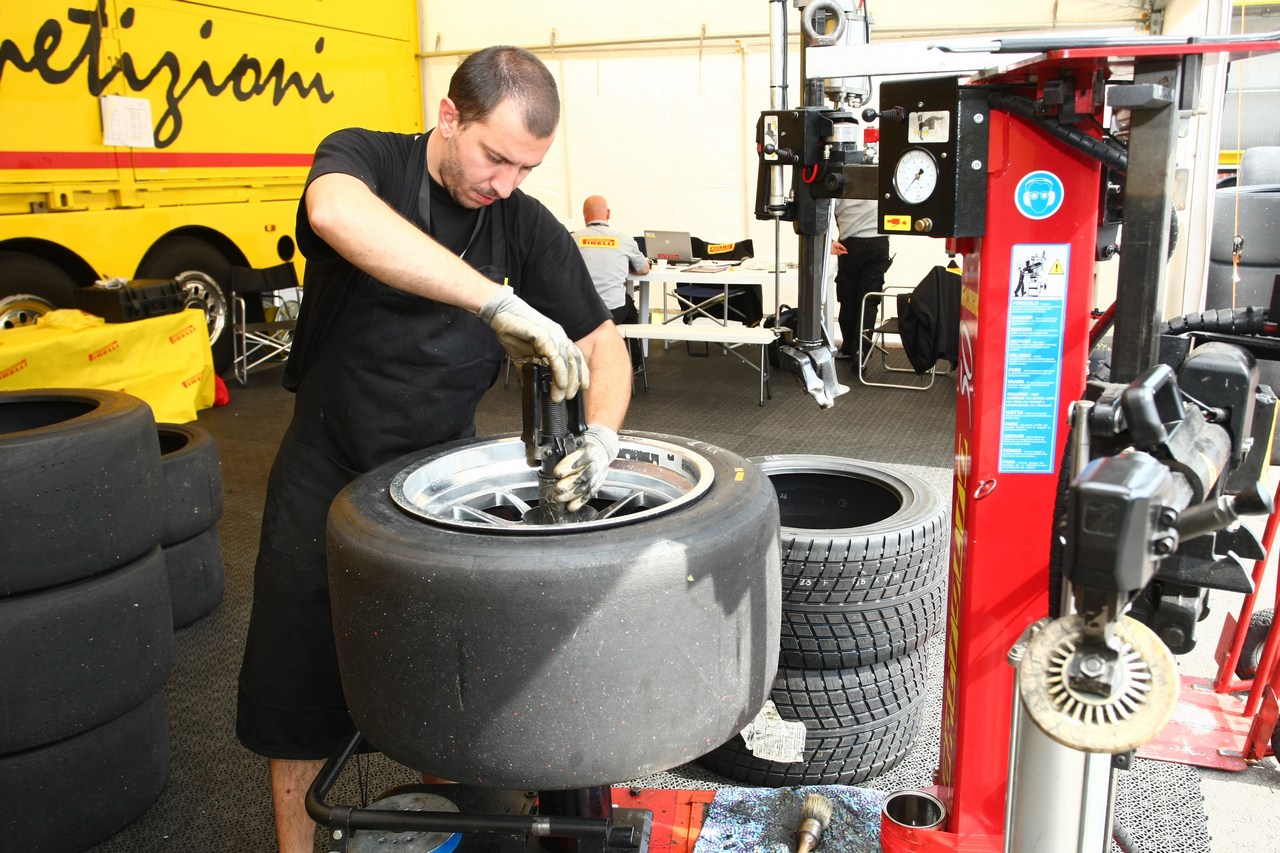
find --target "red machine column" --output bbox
[939,106,1101,837]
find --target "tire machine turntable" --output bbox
[762,3,1280,850]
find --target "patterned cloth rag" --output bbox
[691,785,886,853]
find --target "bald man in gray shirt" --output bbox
[572,195,649,365]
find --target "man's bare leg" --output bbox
[270,757,326,853]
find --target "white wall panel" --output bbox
[421,1,1149,51]
[420,0,1153,304]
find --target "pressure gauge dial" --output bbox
[892,147,939,205]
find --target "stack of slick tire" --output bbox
[698,455,948,786]
[0,389,215,851]
[156,421,225,627]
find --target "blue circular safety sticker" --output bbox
[1014,171,1065,220]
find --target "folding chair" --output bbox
[230,262,301,385]
[668,238,758,355]
[858,286,935,390]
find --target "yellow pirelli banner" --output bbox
[0,309,215,423]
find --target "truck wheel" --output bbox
[328,432,782,789]
[0,546,174,753]
[136,237,232,374]
[697,646,929,785]
[0,390,164,596]
[157,423,223,545]
[750,455,949,668]
[0,251,77,328]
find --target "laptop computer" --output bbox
[643,230,697,264]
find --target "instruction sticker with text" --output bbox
[999,243,1069,473]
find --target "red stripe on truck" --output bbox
[0,151,314,169]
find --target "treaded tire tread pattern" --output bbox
[779,522,944,604]
[752,454,949,667]
[698,702,922,786]
[697,647,929,786]
[771,647,929,728]
[781,577,945,669]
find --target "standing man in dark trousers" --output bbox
[831,197,893,363]
[235,46,631,852]
[571,194,649,366]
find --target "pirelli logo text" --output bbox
[1,358,29,380]
[706,242,736,255]
[577,236,619,250]
[88,341,120,362]
[169,324,197,344]
[181,369,206,389]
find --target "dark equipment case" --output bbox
[76,278,190,322]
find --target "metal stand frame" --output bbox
[305,731,652,853]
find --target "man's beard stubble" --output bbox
[439,136,494,210]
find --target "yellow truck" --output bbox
[0,0,423,371]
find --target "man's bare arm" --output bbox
[575,320,631,428]
[305,172,501,313]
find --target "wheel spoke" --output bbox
[452,504,522,527]
[595,490,646,519]
[391,436,713,534]
[494,489,533,516]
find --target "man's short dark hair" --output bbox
[449,46,560,138]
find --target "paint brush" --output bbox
[795,792,834,853]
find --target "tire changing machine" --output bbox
[300,8,1280,853]
[761,3,1280,851]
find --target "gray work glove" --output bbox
[477,288,588,402]
[553,425,620,513]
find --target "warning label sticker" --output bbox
[1008,244,1067,300]
[999,243,1070,473]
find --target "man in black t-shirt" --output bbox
[235,46,630,852]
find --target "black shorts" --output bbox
[235,430,362,760]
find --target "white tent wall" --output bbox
[417,2,1240,325]
[1161,0,1236,321]
[1221,3,1280,153]
[417,2,1152,50]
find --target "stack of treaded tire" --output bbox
[698,455,949,786]
[0,389,222,851]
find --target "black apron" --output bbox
[291,132,509,473]
[236,133,510,758]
